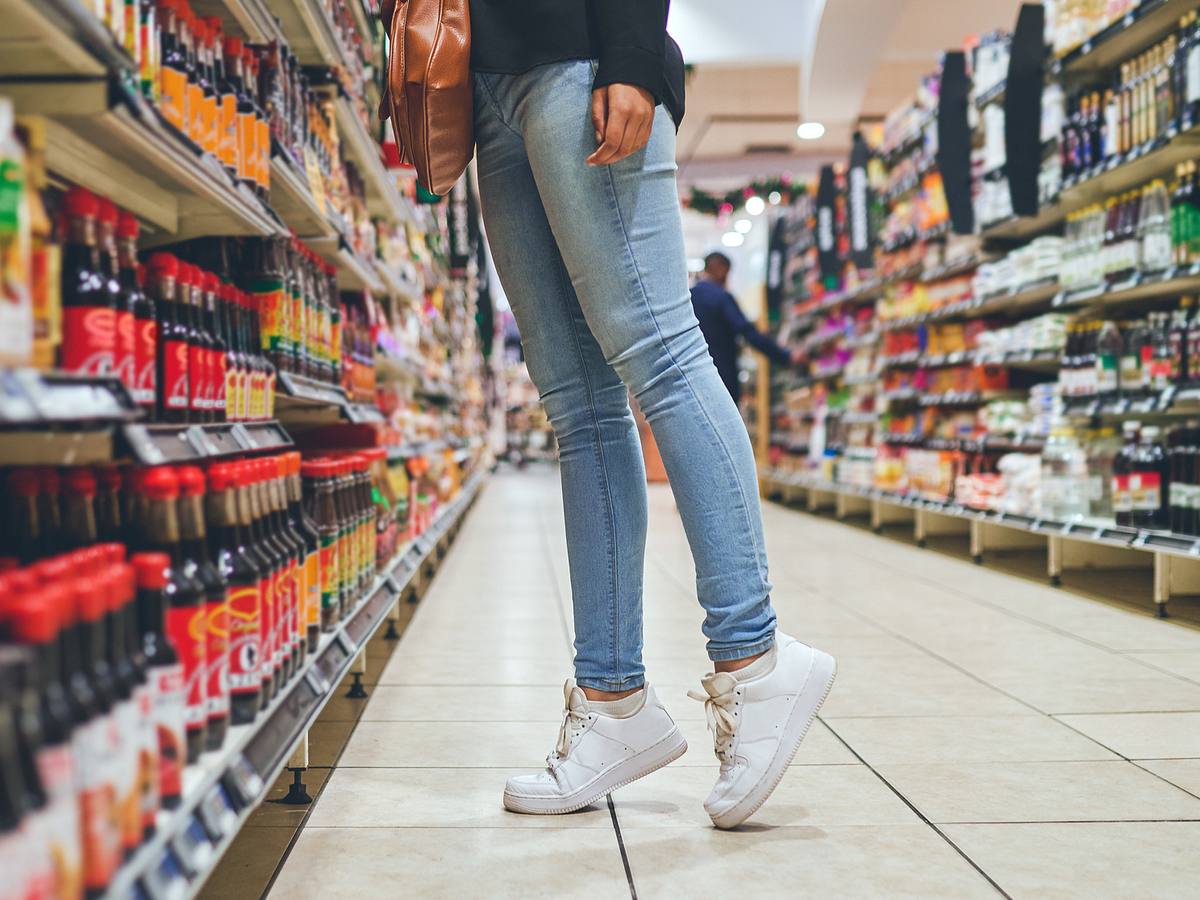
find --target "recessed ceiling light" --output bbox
[734,218,753,234]
[744,196,765,216]
[796,121,826,140]
[721,231,745,248]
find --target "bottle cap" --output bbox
[141,466,181,501]
[231,460,255,488]
[147,252,179,279]
[64,186,99,218]
[96,542,126,565]
[4,586,60,644]
[117,209,139,240]
[96,196,119,227]
[300,457,334,478]
[113,564,136,611]
[284,451,302,477]
[204,271,221,294]
[94,464,123,491]
[62,467,98,498]
[36,467,61,494]
[132,553,171,591]
[31,556,72,586]
[207,461,235,492]
[6,468,40,498]
[224,36,244,57]
[77,571,108,623]
[176,465,206,497]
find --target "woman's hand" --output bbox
[588,83,655,166]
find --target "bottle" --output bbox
[179,263,213,424]
[147,253,190,423]
[284,453,322,654]
[1173,164,1189,265]
[242,461,281,704]
[1122,317,1147,395]
[258,457,296,685]
[1171,297,1193,383]
[97,556,142,862]
[59,187,114,377]
[268,456,305,674]
[94,465,125,545]
[138,467,208,763]
[1188,10,1200,128]
[1140,180,1173,273]
[115,555,158,845]
[1096,319,1121,396]
[1149,312,1175,391]
[1176,14,1192,132]
[175,466,229,752]
[67,551,123,896]
[117,212,157,411]
[157,0,189,135]
[224,37,256,192]
[204,463,262,725]
[303,460,340,633]
[131,552,185,811]
[202,271,228,423]
[3,574,83,900]
[60,467,99,552]
[1113,421,1140,526]
[219,282,246,422]
[206,17,237,178]
[96,197,135,394]
[1132,425,1170,529]
[1169,426,1197,534]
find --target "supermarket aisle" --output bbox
[269,466,1200,899]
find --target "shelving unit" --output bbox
[105,471,487,900]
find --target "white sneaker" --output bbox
[689,632,837,829]
[503,679,688,815]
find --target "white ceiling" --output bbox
[672,0,1027,187]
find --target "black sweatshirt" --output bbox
[468,0,685,126]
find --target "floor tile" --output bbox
[307,767,612,829]
[267,827,629,900]
[338,721,558,768]
[375,654,571,686]
[874,760,1200,823]
[1055,712,1200,759]
[360,685,566,722]
[818,653,1033,718]
[619,824,997,899]
[199,826,296,900]
[826,715,1119,764]
[944,822,1200,898]
[1126,650,1200,682]
[1136,759,1200,797]
[612,764,918,828]
[982,672,1200,715]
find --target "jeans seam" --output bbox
[476,73,524,140]
[555,262,624,685]
[707,636,776,663]
[597,159,771,602]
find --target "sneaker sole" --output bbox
[709,649,838,830]
[502,726,688,816]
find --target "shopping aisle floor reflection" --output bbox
[268,465,1200,899]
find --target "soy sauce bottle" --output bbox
[59,187,114,378]
[176,466,229,751]
[285,453,322,653]
[205,463,262,725]
[147,253,191,423]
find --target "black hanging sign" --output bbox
[815,164,838,280]
[936,51,975,234]
[447,175,476,274]
[1005,3,1047,217]
[847,133,873,269]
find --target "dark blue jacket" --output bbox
[690,279,791,401]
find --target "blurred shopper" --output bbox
[691,252,801,402]
[462,0,836,828]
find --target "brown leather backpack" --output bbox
[379,0,474,196]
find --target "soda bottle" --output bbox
[59,187,114,377]
[117,212,157,412]
[147,253,190,423]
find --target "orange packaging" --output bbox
[220,93,238,170]
[237,111,256,185]
[257,118,271,191]
[160,66,188,134]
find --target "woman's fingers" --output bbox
[587,84,655,166]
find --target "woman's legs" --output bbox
[478,62,776,664]
[475,73,648,693]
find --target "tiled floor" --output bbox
[267,466,1200,899]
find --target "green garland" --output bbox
[685,176,803,217]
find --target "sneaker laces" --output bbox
[548,679,590,769]
[687,672,739,763]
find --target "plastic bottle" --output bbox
[1139,180,1173,273]
[1132,425,1170,529]
[1113,421,1141,526]
[58,187,114,378]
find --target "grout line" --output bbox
[818,718,1012,899]
[607,795,638,900]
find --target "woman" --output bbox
[467,0,836,829]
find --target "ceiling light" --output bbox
[796,121,826,140]
[768,191,782,205]
[721,231,745,248]
[744,195,765,216]
[734,218,753,234]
